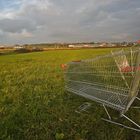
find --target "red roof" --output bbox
[137,40,140,44]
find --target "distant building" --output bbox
[0,45,4,48]
[68,44,83,48]
[137,40,140,44]
[92,44,99,47]
[14,46,24,49]
[108,43,117,47]
[99,43,108,47]
[68,44,94,48]
[68,45,75,48]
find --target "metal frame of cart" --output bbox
[64,47,140,132]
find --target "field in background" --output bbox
[0,48,140,140]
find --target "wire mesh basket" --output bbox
[64,47,140,115]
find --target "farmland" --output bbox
[0,48,140,140]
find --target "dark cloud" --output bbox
[0,18,36,33]
[0,0,140,44]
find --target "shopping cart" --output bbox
[64,47,140,131]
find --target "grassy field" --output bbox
[0,48,140,140]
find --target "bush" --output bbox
[14,48,43,53]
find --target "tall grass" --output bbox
[0,49,139,140]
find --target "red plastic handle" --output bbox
[61,64,67,70]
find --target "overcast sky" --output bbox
[0,0,140,44]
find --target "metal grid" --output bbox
[64,47,140,113]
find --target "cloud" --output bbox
[0,18,37,33]
[8,30,33,38]
[0,0,140,44]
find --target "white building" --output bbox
[14,46,24,49]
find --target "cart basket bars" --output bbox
[64,47,140,114]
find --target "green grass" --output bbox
[0,48,140,140]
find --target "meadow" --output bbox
[0,48,140,140]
